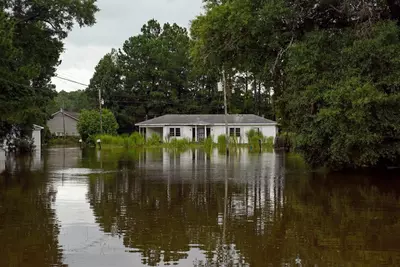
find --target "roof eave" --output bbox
[137,122,277,127]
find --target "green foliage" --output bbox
[48,136,80,146]
[194,0,400,169]
[77,109,118,143]
[166,138,192,150]
[146,133,162,146]
[203,136,214,151]
[47,90,91,114]
[281,21,400,169]
[130,132,145,146]
[0,0,98,141]
[217,134,226,148]
[246,129,274,151]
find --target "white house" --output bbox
[136,114,277,144]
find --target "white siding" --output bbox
[211,126,225,143]
[143,124,277,144]
[163,126,192,141]
[146,127,163,140]
[0,150,5,174]
[32,129,41,149]
[210,125,277,144]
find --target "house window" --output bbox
[230,128,241,137]
[170,128,181,137]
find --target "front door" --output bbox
[197,128,205,141]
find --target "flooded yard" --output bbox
[1,148,400,266]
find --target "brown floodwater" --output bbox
[0,147,400,267]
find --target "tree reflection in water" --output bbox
[84,148,400,266]
[0,152,64,267]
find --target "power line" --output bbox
[54,75,89,87]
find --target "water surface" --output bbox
[1,148,400,266]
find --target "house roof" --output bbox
[136,114,277,126]
[33,124,44,130]
[51,109,80,121]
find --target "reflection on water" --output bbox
[0,148,400,266]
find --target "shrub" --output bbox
[246,129,274,151]
[6,137,35,153]
[146,133,162,146]
[167,138,191,150]
[77,109,118,143]
[217,134,226,147]
[203,136,213,151]
[130,132,145,146]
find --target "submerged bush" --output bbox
[96,132,145,148]
[246,129,274,151]
[146,133,162,146]
[203,136,213,151]
[167,138,191,150]
[130,132,145,146]
[217,135,226,148]
[6,137,35,153]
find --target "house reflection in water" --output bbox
[87,148,286,266]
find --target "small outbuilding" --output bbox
[136,114,277,144]
[1,124,44,152]
[47,109,80,137]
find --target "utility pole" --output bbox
[99,88,103,134]
[62,102,66,139]
[223,68,229,156]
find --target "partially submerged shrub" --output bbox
[246,129,274,151]
[203,136,213,151]
[130,132,145,146]
[167,138,191,150]
[146,133,162,146]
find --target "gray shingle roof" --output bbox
[136,114,276,126]
[51,110,80,120]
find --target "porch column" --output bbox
[195,126,198,142]
[204,125,206,139]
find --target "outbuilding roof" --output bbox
[136,114,276,126]
[51,109,80,121]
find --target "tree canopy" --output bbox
[0,0,98,142]
[47,90,92,114]
[77,109,119,143]
[189,0,400,169]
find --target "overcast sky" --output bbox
[52,0,204,92]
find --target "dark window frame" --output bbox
[229,127,241,137]
[170,127,181,137]
[175,128,181,137]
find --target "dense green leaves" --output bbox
[47,90,91,114]
[194,1,400,169]
[281,21,400,169]
[0,0,98,142]
[77,109,118,142]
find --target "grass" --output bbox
[246,129,275,152]
[48,136,80,146]
[166,138,192,151]
[95,132,146,149]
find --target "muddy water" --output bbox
[0,148,400,267]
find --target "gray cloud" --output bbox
[53,0,203,92]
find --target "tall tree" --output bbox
[47,90,92,114]
[0,0,98,142]
[87,20,202,133]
